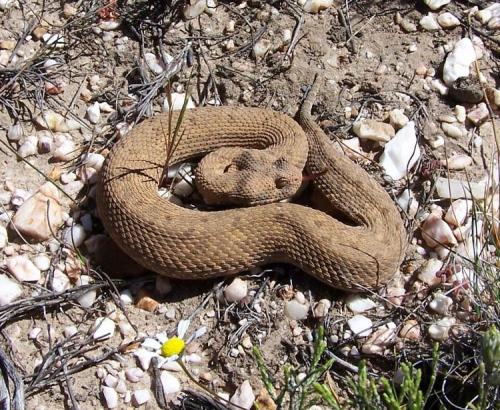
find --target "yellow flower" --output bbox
[161,336,185,357]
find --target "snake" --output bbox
[96,78,407,291]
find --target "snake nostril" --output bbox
[275,177,288,189]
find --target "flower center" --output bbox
[161,336,185,357]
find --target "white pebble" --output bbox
[33,254,50,271]
[347,315,373,337]
[18,136,38,158]
[11,189,30,207]
[420,13,440,31]
[443,38,477,86]
[0,274,22,306]
[28,327,42,340]
[87,102,101,124]
[133,348,157,370]
[435,177,487,199]
[7,255,41,282]
[53,139,76,161]
[7,123,23,141]
[253,39,271,59]
[77,275,97,308]
[441,122,464,139]
[284,300,309,320]
[428,317,455,341]
[442,154,473,170]
[421,212,457,248]
[467,103,489,125]
[230,380,255,410]
[389,109,409,130]
[379,121,420,180]
[444,199,472,226]
[51,269,70,293]
[144,52,164,75]
[454,105,466,123]
[83,153,105,171]
[0,0,14,11]
[160,371,181,397]
[93,317,116,340]
[125,368,144,383]
[120,289,134,305]
[345,295,377,313]
[224,278,248,303]
[42,33,64,47]
[313,299,331,318]
[63,224,87,248]
[300,0,333,13]
[162,93,195,112]
[429,293,453,315]
[418,258,443,285]
[132,389,150,406]
[352,119,395,142]
[431,79,449,95]
[0,225,7,249]
[102,386,119,409]
[64,325,78,338]
[424,0,450,10]
[437,12,460,29]
[183,0,207,19]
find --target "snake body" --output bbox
[96,82,407,290]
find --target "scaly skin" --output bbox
[96,80,407,290]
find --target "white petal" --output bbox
[155,331,168,344]
[187,326,207,343]
[177,319,190,339]
[142,337,162,351]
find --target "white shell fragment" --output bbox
[347,314,373,337]
[224,278,248,303]
[7,255,41,282]
[379,121,421,180]
[428,317,455,341]
[424,0,450,10]
[0,274,22,306]
[93,317,116,340]
[443,38,477,85]
[229,380,255,410]
[429,293,453,315]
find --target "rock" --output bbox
[64,325,78,338]
[443,38,477,86]
[160,371,181,397]
[252,39,271,59]
[429,293,453,315]
[454,105,466,123]
[132,389,150,407]
[125,368,143,383]
[300,0,333,13]
[444,199,472,226]
[35,111,79,132]
[441,123,464,139]
[467,103,489,125]
[224,278,248,303]
[0,225,7,249]
[86,102,101,124]
[18,136,38,158]
[441,154,473,170]
[345,295,377,313]
[420,13,440,31]
[11,182,63,241]
[230,380,255,410]
[435,177,487,199]
[93,317,116,340]
[0,274,22,306]
[397,189,418,218]
[7,255,41,282]
[284,300,309,320]
[0,0,14,11]
[379,121,420,180]
[449,77,484,104]
[162,93,195,112]
[485,88,500,109]
[62,224,86,248]
[51,269,70,293]
[76,275,97,308]
[120,289,133,305]
[389,109,409,130]
[399,18,417,33]
[313,299,331,318]
[437,12,460,28]
[83,153,105,172]
[144,52,164,75]
[347,314,373,337]
[386,287,406,306]
[421,212,457,248]
[104,374,118,388]
[431,79,449,96]
[102,386,118,409]
[399,321,421,342]
[361,324,396,354]
[424,0,450,10]
[428,317,455,341]
[352,120,395,142]
[133,348,157,370]
[135,291,159,312]
[418,258,443,285]
[32,254,50,271]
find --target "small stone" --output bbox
[132,389,150,406]
[386,287,405,306]
[361,324,396,355]
[64,325,78,338]
[125,368,143,383]
[11,183,63,241]
[160,371,181,397]
[442,154,473,170]
[183,0,207,19]
[284,300,309,320]
[62,224,86,248]
[0,225,7,249]
[454,105,466,123]
[443,38,477,86]
[421,212,457,248]
[347,315,373,337]
[467,103,489,126]
[379,121,420,180]
[431,79,449,95]
[86,102,101,124]
[441,123,464,139]
[224,278,248,303]
[300,0,333,13]
[399,18,417,33]
[345,295,377,313]
[428,317,455,341]
[389,109,409,130]
[424,0,450,11]
[51,269,70,293]
[93,317,116,340]
[162,93,195,112]
[102,386,118,409]
[7,255,41,282]
[437,12,460,29]
[399,320,421,341]
[313,299,331,318]
[444,199,472,226]
[0,275,22,306]
[449,77,483,104]
[119,289,133,305]
[18,136,38,158]
[83,153,105,171]
[429,293,453,315]
[136,291,159,312]
[104,374,118,388]
[133,349,156,370]
[418,258,443,286]
[253,39,271,59]
[230,380,255,410]
[76,275,97,308]
[352,119,395,142]
[435,177,487,199]
[420,13,440,31]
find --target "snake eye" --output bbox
[275,177,288,189]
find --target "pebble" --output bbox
[442,154,473,170]
[424,0,450,10]
[38,134,53,153]
[18,136,38,158]
[7,123,23,141]
[313,299,331,318]
[361,324,396,355]
[379,121,420,180]
[444,199,472,226]
[352,119,395,142]
[454,105,466,123]
[435,177,486,199]
[104,374,118,388]
[418,258,443,286]
[162,93,195,112]
[0,0,14,10]
[300,0,333,13]
[345,295,377,313]
[431,79,449,95]
[0,225,7,249]
[388,109,409,130]
[467,103,489,125]
[11,189,30,207]
[32,254,50,271]
[441,122,464,139]
[386,287,406,306]
[0,275,22,306]
[144,52,163,75]
[64,325,78,338]
[420,13,440,31]
[429,293,453,315]
[93,317,116,340]
[399,18,417,33]
[102,386,118,409]
[347,314,373,337]
[230,380,255,410]
[284,299,309,320]
[83,153,105,172]
[62,224,87,248]
[437,12,460,29]
[428,317,455,341]
[119,289,133,305]
[53,139,76,161]
[132,389,150,406]
[86,102,101,124]
[51,269,70,293]
[443,38,477,86]
[224,278,248,303]
[253,39,271,59]
[125,368,143,383]
[133,348,156,370]
[7,255,41,282]
[421,212,457,248]
[160,371,181,397]
[399,320,421,341]
[11,183,63,241]
[183,0,207,19]
[35,111,77,132]
[76,275,97,308]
